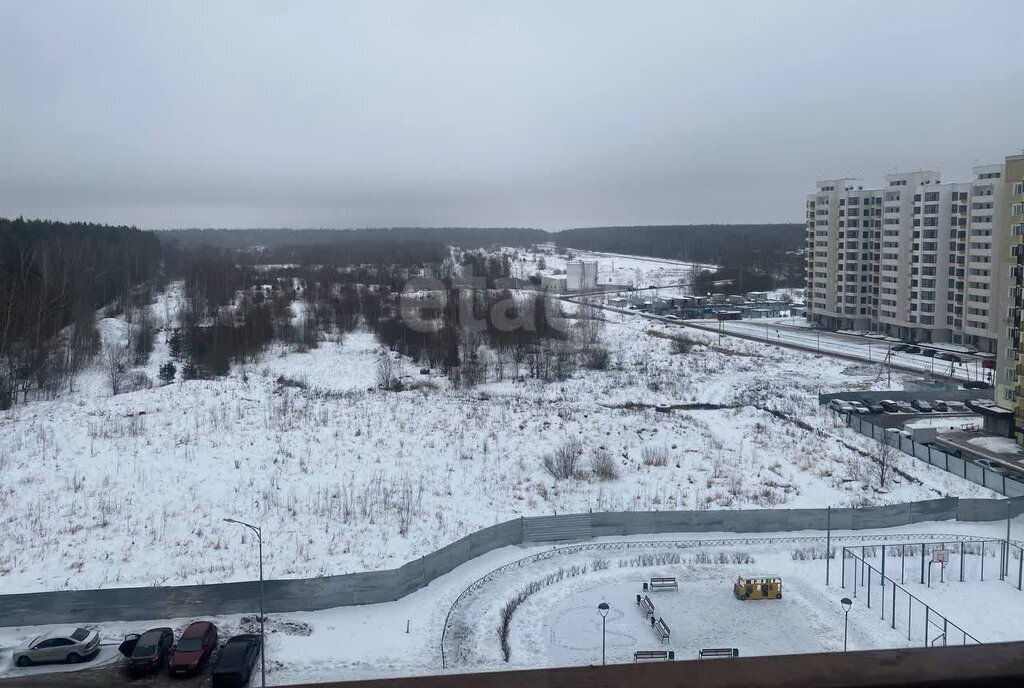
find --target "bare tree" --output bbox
[376,349,398,391]
[874,435,896,489]
[104,342,127,395]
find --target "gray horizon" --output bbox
[2,0,1022,230]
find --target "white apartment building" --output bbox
[806,165,1008,353]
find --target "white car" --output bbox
[12,627,100,666]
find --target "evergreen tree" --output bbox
[158,361,176,385]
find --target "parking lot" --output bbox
[832,395,1024,481]
[0,663,212,687]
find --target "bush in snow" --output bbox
[542,437,584,480]
[582,346,611,370]
[589,447,618,480]
[669,335,697,354]
[641,444,669,467]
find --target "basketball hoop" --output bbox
[932,549,950,567]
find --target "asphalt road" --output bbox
[0,661,216,688]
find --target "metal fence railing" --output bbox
[841,546,981,647]
[847,415,1024,498]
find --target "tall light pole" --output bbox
[597,602,610,665]
[841,597,853,652]
[226,518,265,688]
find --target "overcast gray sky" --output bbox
[1,0,1022,230]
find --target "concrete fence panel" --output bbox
[852,502,911,529]
[907,498,959,523]
[913,442,930,462]
[0,496,1019,628]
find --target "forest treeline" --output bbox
[0,217,161,407]
[555,224,805,292]
[160,227,548,267]
[1,218,804,405]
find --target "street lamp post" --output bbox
[226,518,266,688]
[841,597,853,652]
[597,602,610,665]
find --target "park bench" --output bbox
[699,647,739,659]
[634,650,673,662]
[636,593,655,618]
[646,576,678,592]
[651,616,671,643]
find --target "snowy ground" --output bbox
[513,245,715,294]
[0,276,1001,594]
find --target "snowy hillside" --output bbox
[0,294,996,594]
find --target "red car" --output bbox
[168,622,218,677]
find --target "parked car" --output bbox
[921,348,937,357]
[828,399,852,414]
[946,400,968,413]
[121,627,174,676]
[168,622,218,677]
[976,459,1010,476]
[663,314,679,320]
[879,399,899,412]
[896,400,915,412]
[937,352,962,363]
[212,635,261,688]
[910,399,934,413]
[891,344,911,353]
[860,399,885,414]
[848,402,871,414]
[12,627,100,667]
[931,400,949,412]
[963,380,992,390]
[905,346,922,354]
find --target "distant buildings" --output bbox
[566,261,598,292]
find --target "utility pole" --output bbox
[826,506,832,586]
[226,518,266,688]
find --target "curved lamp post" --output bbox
[841,597,853,652]
[225,518,266,688]
[597,602,610,665]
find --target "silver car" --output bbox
[12,627,100,666]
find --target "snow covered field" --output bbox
[0,277,1000,595]
[515,245,715,293]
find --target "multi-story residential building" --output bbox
[806,165,1010,354]
[805,179,881,331]
[995,154,1024,441]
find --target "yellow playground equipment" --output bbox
[733,574,783,600]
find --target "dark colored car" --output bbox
[891,344,911,352]
[921,348,937,357]
[963,381,992,390]
[879,399,899,412]
[212,635,261,688]
[169,622,218,677]
[905,346,922,354]
[937,352,963,363]
[121,627,174,676]
[910,399,933,413]
[861,399,885,414]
